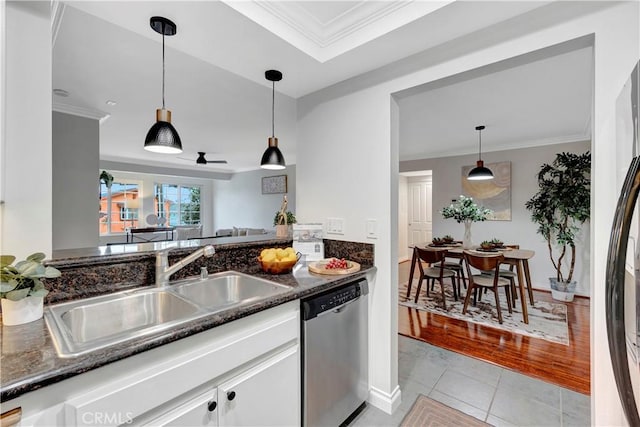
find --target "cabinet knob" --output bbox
[207,400,217,412]
[227,391,236,401]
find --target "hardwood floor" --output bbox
[397,260,591,395]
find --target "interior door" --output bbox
[407,177,432,247]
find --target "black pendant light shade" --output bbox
[144,16,182,154]
[261,137,285,170]
[467,125,494,181]
[261,70,285,170]
[144,108,182,153]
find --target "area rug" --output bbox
[399,280,569,345]
[400,394,492,427]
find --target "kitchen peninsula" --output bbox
[0,238,375,426]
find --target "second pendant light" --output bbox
[467,125,494,181]
[261,70,286,170]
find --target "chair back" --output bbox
[463,251,504,274]
[415,247,446,264]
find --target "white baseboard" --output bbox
[368,385,402,414]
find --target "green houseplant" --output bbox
[1,253,61,325]
[273,211,297,227]
[440,195,492,249]
[525,151,590,301]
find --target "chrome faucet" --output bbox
[155,245,216,287]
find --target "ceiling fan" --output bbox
[178,152,227,165]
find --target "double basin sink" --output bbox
[44,271,292,357]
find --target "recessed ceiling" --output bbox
[221,1,454,62]
[52,1,596,174]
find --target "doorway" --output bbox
[398,171,432,262]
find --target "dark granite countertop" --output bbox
[0,261,375,402]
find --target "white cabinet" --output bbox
[147,389,218,427]
[7,301,300,427]
[147,345,300,427]
[218,346,299,426]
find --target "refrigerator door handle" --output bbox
[606,155,640,426]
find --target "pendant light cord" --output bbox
[478,127,482,161]
[162,23,166,109]
[271,80,275,137]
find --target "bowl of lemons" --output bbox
[258,247,300,274]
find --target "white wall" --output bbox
[52,112,99,250]
[212,165,296,232]
[401,141,591,296]
[298,3,639,424]
[1,2,52,259]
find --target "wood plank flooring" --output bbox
[397,260,591,395]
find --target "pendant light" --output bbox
[260,70,285,170]
[467,125,494,181]
[144,16,182,154]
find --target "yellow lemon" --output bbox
[262,252,276,262]
[285,247,295,255]
[276,248,287,260]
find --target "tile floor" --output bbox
[351,335,590,427]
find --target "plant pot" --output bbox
[1,296,44,326]
[276,224,289,238]
[549,278,577,302]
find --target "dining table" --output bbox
[405,243,535,324]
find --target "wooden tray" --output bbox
[308,259,361,275]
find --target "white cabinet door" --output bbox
[218,345,299,427]
[146,389,218,427]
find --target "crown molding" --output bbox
[222,1,451,62]
[401,133,592,162]
[51,1,66,48]
[53,102,111,124]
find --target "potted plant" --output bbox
[525,151,590,302]
[1,253,61,325]
[440,195,492,249]
[273,211,297,237]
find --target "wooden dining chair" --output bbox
[432,255,466,296]
[413,247,457,310]
[480,244,519,307]
[462,251,513,324]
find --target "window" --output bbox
[119,207,139,221]
[154,184,201,226]
[99,181,140,234]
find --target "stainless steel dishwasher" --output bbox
[302,278,369,426]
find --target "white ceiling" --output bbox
[52,1,595,174]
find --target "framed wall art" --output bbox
[461,161,512,220]
[262,175,287,194]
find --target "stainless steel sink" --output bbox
[45,289,203,357]
[44,271,291,357]
[171,271,291,311]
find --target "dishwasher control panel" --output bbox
[302,279,367,320]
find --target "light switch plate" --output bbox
[366,219,378,239]
[326,217,345,234]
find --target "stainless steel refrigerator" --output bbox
[606,59,640,426]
